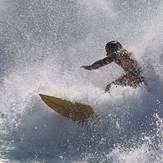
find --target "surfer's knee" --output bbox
[105,84,111,93]
[105,80,122,93]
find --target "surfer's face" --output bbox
[105,46,113,56]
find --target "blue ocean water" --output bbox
[0,0,163,162]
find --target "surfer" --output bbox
[81,41,146,92]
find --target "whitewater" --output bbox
[0,0,163,162]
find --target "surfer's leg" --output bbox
[105,73,148,93]
[105,74,133,93]
[118,73,147,88]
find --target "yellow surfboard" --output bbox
[39,94,96,122]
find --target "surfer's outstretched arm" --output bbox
[81,55,114,70]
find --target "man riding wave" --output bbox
[81,41,146,92]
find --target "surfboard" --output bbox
[39,94,96,122]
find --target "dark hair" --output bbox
[105,41,123,52]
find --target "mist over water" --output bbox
[0,0,163,162]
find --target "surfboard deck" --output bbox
[39,94,96,122]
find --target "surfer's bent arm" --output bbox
[81,55,114,70]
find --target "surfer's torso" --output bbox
[109,49,138,73]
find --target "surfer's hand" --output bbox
[80,65,91,70]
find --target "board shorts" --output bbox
[129,68,145,83]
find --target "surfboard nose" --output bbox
[39,94,43,97]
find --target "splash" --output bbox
[0,0,163,162]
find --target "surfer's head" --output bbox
[105,41,123,55]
